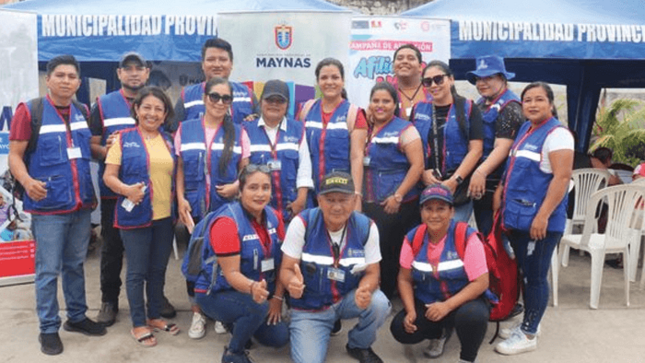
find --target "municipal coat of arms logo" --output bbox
[275,24,293,50]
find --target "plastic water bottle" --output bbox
[501,233,515,260]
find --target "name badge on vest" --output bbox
[327,267,346,282]
[363,156,371,166]
[67,147,82,160]
[267,159,282,171]
[261,258,275,272]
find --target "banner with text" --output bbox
[348,17,450,108]
[217,11,352,116]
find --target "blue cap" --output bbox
[419,184,453,206]
[466,55,515,85]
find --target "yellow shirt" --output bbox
[105,132,174,220]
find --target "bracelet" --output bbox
[354,191,363,197]
[248,281,256,295]
[272,295,283,301]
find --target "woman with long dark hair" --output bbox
[175,76,250,339]
[410,60,484,223]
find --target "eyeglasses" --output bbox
[421,74,447,87]
[207,92,233,105]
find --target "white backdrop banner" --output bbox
[348,16,451,108]
[217,11,352,116]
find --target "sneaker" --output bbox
[214,320,228,334]
[96,302,118,327]
[188,312,206,339]
[39,333,63,355]
[423,328,451,358]
[221,346,254,363]
[499,322,541,340]
[160,296,177,319]
[63,318,107,336]
[346,344,383,363]
[495,329,537,355]
[330,319,342,336]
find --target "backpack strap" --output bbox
[27,97,44,153]
[71,99,90,123]
[454,221,469,260]
[411,224,427,257]
[297,99,316,122]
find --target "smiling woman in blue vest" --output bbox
[297,58,368,211]
[195,165,289,363]
[362,82,424,299]
[411,61,484,223]
[175,76,250,339]
[103,86,178,347]
[493,82,573,356]
[390,184,490,363]
[245,79,313,224]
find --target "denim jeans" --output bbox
[508,229,561,335]
[473,191,494,236]
[453,200,474,223]
[32,209,92,334]
[120,217,174,327]
[289,289,391,363]
[99,198,124,304]
[195,290,289,354]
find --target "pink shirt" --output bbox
[400,230,488,281]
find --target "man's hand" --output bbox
[24,178,47,201]
[287,263,305,299]
[354,283,373,310]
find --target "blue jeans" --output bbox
[289,289,391,363]
[120,218,174,327]
[508,230,561,335]
[453,200,474,223]
[195,290,289,354]
[32,209,92,334]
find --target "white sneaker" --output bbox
[214,321,227,334]
[499,322,541,339]
[423,329,450,358]
[495,329,537,355]
[188,312,206,339]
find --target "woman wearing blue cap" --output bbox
[465,55,523,236]
[390,184,490,363]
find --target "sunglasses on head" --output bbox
[207,92,233,105]
[244,164,271,174]
[421,74,447,87]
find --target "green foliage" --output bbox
[591,98,645,167]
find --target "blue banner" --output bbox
[37,14,217,62]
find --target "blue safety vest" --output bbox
[302,99,358,192]
[363,117,418,203]
[114,127,176,229]
[502,118,569,233]
[478,89,520,160]
[408,220,474,304]
[23,97,95,214]
[178,117,242,218]
[96,90,137,198]
[244,117,304,221]
[412,100,473,174]
[290,208,372,311]
[196,202,282,294]
[180,81,255,125]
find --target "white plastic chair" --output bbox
[561,169,611,267]
[558,184,644,309]
[628,178,645,283]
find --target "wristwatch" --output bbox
[455,175,464,185]
[393,193,403,203]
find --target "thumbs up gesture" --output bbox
[355,283,373,310]
[251,279,269,304]
[288,263,305,299]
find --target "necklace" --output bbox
[398,83,422,103]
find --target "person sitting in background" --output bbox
[590,147,622,185]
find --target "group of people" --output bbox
[8,37,576,363]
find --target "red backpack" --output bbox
[411,217,519,323]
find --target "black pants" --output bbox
[390,298,490,362]
[363,199,420,299]
[99,198,124,304]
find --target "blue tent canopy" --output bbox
[4,0,348,62]
[402,0,645,151]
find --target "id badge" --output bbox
[67,147,82,160]
[327,267,346,282]
[261,258,275,272]
[363,156,371,167]
[405,107,412,117]
[267,160,282,171]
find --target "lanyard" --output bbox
[430,103,442,175]
[327,224,348,267]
